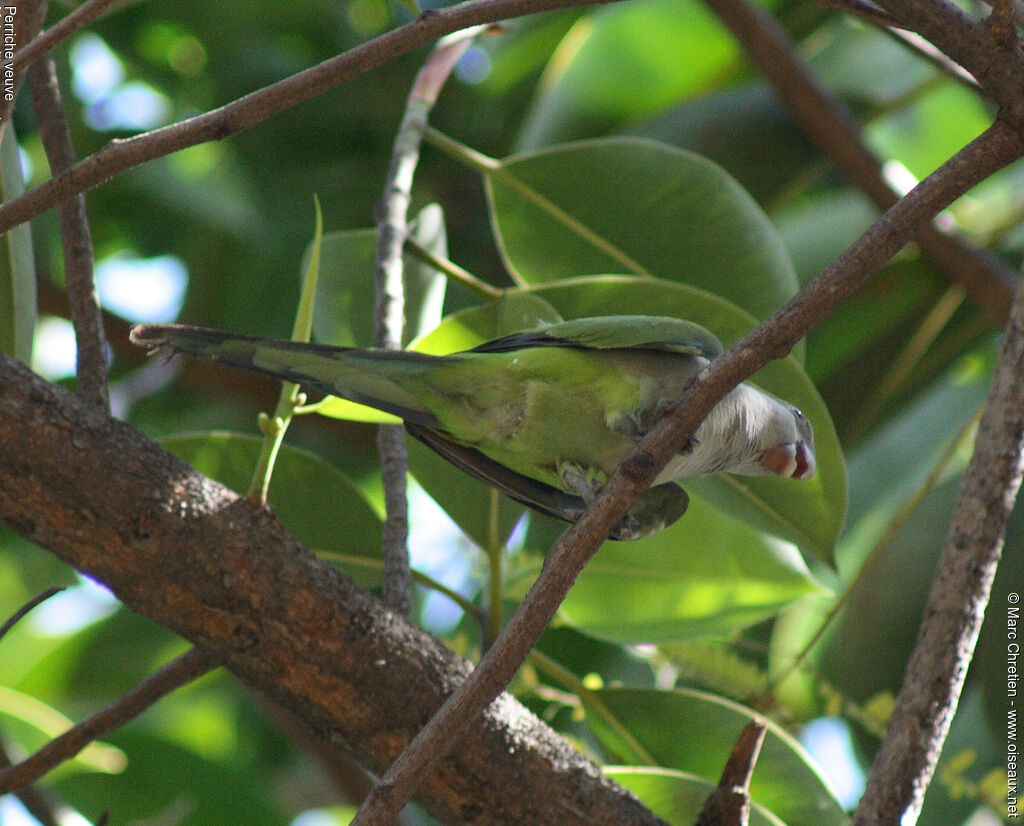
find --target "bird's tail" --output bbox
[130,324,442,426]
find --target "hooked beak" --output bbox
[760,442,816,480]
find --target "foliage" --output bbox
[1,0,1020,824]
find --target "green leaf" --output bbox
[0,123,36,362]
[55,728,285,826]
[589,687,848,826]
[519,493,824,643]
[868,83,990,182]
[816,480,958,705]
[311,203,448,348]
[0,684,125,775]
[805,259,989,444]
[639,83,818,206]
[516,0,739,148]
[162,433,383,584]
[604,767,786,826]
[526,276,846,560]
[410,291,562,354]
[486,137,798,324]
[313,395,401,424]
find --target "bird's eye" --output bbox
[793,407,805,420]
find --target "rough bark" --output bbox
[0,352,665,826]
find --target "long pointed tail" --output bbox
[130,324,441,426]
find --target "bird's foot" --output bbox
[558,461,604,503]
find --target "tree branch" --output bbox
[0,743,63,826]
[347,119,1024,825]
[695,721,767,826]
[0,352,665,826]
[0,648,216,793]
[28,54,109,411]
[873,0,1024,123]
[0,0,616,238]
[9,0,121,73]
[372,34,478,617]
[852,215,1024,826]
[0,586,63,642]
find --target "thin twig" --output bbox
[0,0,616,238]
[884,29,981,91]
[348,118,1024,826]
[373,30,480,617]
[852,243,1024,825]
[0,742,63,826]
[0,647,216,793]
[872,0,1024,125]
[10,0,121,72]
[695,721,767,826]
[704,0,1016,324]
[28,54,109,412]
[817,0,982,92]
[0,587,65,642]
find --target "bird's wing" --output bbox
[405,422,588,524]
[470,315,722,359]
[406,423,691,541]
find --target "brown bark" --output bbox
[0,352,665,826]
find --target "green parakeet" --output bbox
[130,315,814,540]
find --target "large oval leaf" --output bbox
[589,687,848,826]
[526,277,845,560]
[311,203,448,348]
[511,493,824,643]
[516,0,739,148]
[486,137,797,323]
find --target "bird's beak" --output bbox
[760,442,816,480]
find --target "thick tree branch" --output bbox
[853,221,1024,825]
[0,0,615,238]
[705,0,1017,323]
[349,121,1024,824]
[0,353,665,826]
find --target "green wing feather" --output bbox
[471,315,722,358]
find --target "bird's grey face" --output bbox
[759,405,816,480]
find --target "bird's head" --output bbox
[757,402,816,480]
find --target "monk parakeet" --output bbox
[131,315,814,540]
